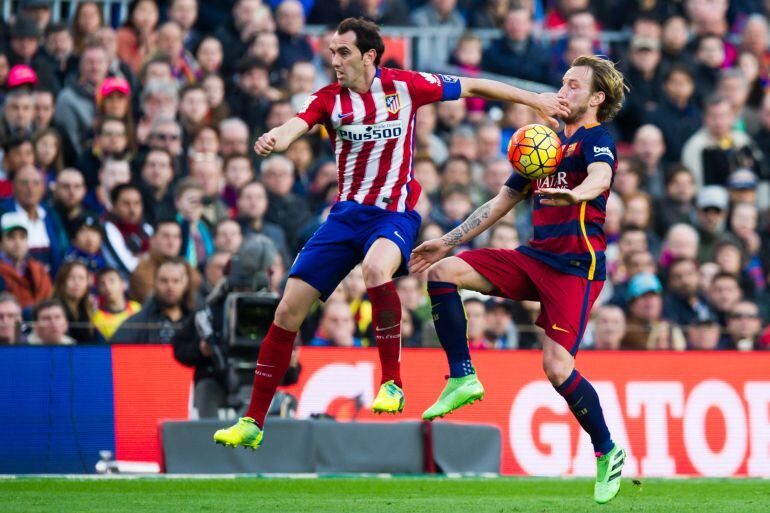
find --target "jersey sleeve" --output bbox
[584,130,617,168]
[409,71,462,107]
[504,172,533,197]
[295,88,332,128]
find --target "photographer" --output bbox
[172,234,300,418]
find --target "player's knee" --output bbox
[427,261,459,285]
[361,260,390,287]
[542,357,573,386]
[273,300,304,331]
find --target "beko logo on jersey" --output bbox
[338,120,403,142]
[594,146,614,160]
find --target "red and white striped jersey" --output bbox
[296,67,461,212]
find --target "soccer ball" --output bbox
[507,124,563,179]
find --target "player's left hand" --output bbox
[532,93,571,129]
[538,187,580,206]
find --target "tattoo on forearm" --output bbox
[441,201,492,248]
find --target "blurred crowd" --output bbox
[0,0,769,351]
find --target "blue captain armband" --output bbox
[440,74,462,101]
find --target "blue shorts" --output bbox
[289,201,422,300]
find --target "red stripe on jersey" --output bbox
[530,235,607,254]
[362,76,400,206]
[346,90,378,201]
[336,89,354,203]
[585,202,606,224]
[387,110,416,211]
[532,203,580,226]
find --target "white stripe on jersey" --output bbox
[376,80,411,210]
[353,77,388,203]
[339,91,366,199]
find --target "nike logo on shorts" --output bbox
[394,230,405,243]
[551,323,570,333]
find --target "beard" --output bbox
[562,98,590,124]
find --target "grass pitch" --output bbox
[2,475,768,513]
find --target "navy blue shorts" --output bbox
[289,201,422,300]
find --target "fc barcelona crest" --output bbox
[563,142,578,157]
[385,93,401,114]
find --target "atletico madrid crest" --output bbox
[385,93,401,114]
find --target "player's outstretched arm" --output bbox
[410,186,523,273]
[253,117,310,156]
[539,162,613,206]
[459,77,570,129]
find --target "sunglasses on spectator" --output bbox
[730,312,759,319]
[152,132,181,141]
[101,130,126,137]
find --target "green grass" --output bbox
[2,476,768,513]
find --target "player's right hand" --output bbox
[254,132,277,156]
[410,239,451,274]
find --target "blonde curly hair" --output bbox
[571,56,628,123]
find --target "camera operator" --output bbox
[172,234,300,418]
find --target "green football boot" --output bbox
[422,373,485,421]
[213,417,264,450]
[595,444,625,504]
[372,380,405,414]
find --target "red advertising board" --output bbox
[283,348,770,477]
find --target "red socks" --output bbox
[367,281,403,388]
[245,323,296,427]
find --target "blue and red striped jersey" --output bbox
[505,123,617,281]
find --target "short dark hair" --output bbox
[154,217,181,232]
[336,17,385,66]
[2,134,33,153]
[110,183,141,205]
[712,271,740,286]
[33,299,66,321]
[44,22,69,38]
[95,266,121,283]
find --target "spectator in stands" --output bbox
[200,250,231,297]
[682,96,754,188]
[92,26,138,94]
[72,2,104,54]
[103,183,153,276]
[93,267,142,341]
[168,0,201,53]
[1,136,34,191]
[32,89,56,134]
[33,128,64,181]
[487,221,519,250]
[76,117,130,190]
[660,15,690,69]
[0,212,52,309]
[620,191,660,255]
[117,0,159,74]
[213,0,271,75]
[201,73,229,125]
[685,311,722,350]
[414,105,449,166]
[189,153,228,227]
[63,213,107,274]
[157,22,200,86]
[6,17,58,94]
[137,81,180,147]
[481,7,550,84]
[663,257,716,327]
[145,115,184,176]
[724,300,763,350]
[97,77,136,152]
[660,223,699,269]
[692,35,726,104]
[694,186,734,263]
[17,0,51,31]
[54,42,109,158]
[130,218,193,302]
[713,239,755,296]
[308,300,362,347]
[464,298,488,349]
[708,272,744,327]
[1,88,35,145]
[112,258,195,344]
[221,154,254,210]
[260,155,310,252]
[3,165,68,272]
[50,168,89,240]
[173,179,213,268]
[213,218,243,255]
[226,57,273,134]
[617,36,664,140]
[631,125,666,198]
[136,148,176,225]
[52,261,102,344]
[726,168,759,206]
[86,157,131,214]
[28,299,75,345]
[275,0,314,72]
[623,272,684,350]
[196,36,223,77]
[589,305,627,351]
[357,0,410,27]
[740,15,770,85]
[718,68,757,133]
[42,22,78,92]
[484,300,518,349]
[653,165,697,238]
[219,118,250,159]
[0,292,23,344]
[645,65,701,163]
[729,202,764,287]
[179,86,210,145]
[236,180,290,261]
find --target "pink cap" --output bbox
[7,65,38,88]
[99,77,130,98]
